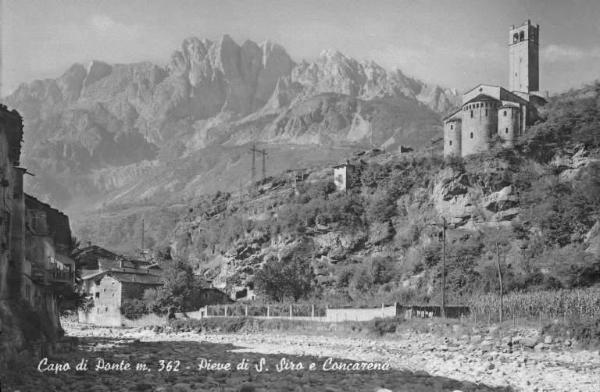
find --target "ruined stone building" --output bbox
[0,105,75,369]
[333,162,356,192]
[443,20,547,157]
[79,267,163,326]
[73,243,162,326]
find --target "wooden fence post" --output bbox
[311,304,315,319]
[381,303,384,317]
[289,304,293,319]
[224,306,228,317]
[245,305,248,317]
[267,305,270,319]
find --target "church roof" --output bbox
[442,107,462,122]
[462,84,530,106]
[463,94,501,105]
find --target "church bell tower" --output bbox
[509,20,539,94]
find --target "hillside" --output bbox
[5,36,457,214]
[88,82,599,304]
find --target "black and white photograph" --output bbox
[0,0,599,391]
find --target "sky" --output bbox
[1,0,599,96]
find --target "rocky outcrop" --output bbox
[551,145,600,181]
[584,221,600,256]
[433,165,522,227]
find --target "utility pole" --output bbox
[260,148,267,180]
[441,217,446,319]
[496,239,504,323]
[140,218,146,261]
[249,143,258,182]
[431,216,448,318]
[249,144,267,181]
[141,218,145,250]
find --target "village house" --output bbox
[0,105,75,369]
[79,267,163,326]
[24,195,76,335]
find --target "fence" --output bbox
[194,303,471,323]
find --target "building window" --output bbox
[450,124,453,130]
[505,128,509,134]
[519,31,525,41]
[485,109,488,116]
[470,132,474,139]
[513,33,519,43]
[503,111,507,116]
[470,111,473,118]
[449,140,453,146]
[95,292,100,298]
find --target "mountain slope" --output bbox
[6,35,459,221]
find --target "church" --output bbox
[443,20,547,157]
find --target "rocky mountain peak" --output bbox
[6,35,460,210]
[84,60,112,88]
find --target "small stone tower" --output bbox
[509,20,539,94]
[443,117,461,157]
[497,103,522,147]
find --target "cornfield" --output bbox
[469,288,600,322]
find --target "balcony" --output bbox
[31,265,74,286]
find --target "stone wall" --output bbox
[325,305,397,322]
[461,99,499,156]
[79,275,123,327]
[497,106,521,147]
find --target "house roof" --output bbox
[82,268,163,285]
[72,245,119,260]
[110,272,163,285]
[499,101,521,109]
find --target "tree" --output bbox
[150,259,206,313]
[255,256,315,302]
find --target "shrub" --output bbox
[368,317,403,336]
[365,191,396,223]
[255,256,315,302]
[121,299,149,320]
[542,318,600,347]
[370,256,396,285]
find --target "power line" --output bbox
[249,143,267,182]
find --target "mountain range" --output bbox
[5,35,459,246]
